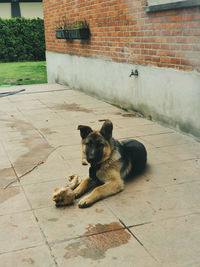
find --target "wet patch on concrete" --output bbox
[0,186,20,204]
[54,103,92,113]
[95,208,104,213]
[0,168,17,188]
[22,258,35,264]
[84,222,123,235]
[64,222,131,260]
[40,128,57,135]
[48,218,58,222]
[113,112,138,118]
[21,235,28,240]
[122,113,137,118]
[5,118,53,179]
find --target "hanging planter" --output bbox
[56,29,69,39]
[68,28,90,39]
[55,19,90,40]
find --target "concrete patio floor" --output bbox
[0,83,200,267]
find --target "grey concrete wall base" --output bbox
[46,51,200,140]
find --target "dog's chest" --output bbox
[89,164,109,183]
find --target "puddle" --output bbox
[64,222,131,260]
[54,103,92,113]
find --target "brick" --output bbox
[161,57,170,64]
[43,0,200,72]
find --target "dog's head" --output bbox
[78,120,113,165]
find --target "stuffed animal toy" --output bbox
[52,174,81,207]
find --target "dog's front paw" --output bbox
[82,159,88,165]
[73,188,82,199]
[78,196,93,208]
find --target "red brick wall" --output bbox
[43,0,200,72]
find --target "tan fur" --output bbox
[77,167,124,207]
[76,119,147,208]
[75,134,124,207]
[81,142,88,165]
[73,176,90,197]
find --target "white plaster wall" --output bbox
[0,3,11,19]
[20,3,43,18]
[148,0,185,5]
[46,51,200,139]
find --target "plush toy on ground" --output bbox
[52,174,81,207]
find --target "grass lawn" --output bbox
[0,61,47,86]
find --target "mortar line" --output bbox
[103,200,160,264]
[127,224,161,265]
[49,226,127,247]
[118,219,144,247]
[22,187,59,267]
[119,218,161,265]
[9,158,59,266]
[0,244,45,256]
[9,88,72,96]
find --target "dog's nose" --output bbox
[87,151,96,163]
[87,155,95,163]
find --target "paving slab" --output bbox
[34,203,121,243]
[0,246,56,267]
[132,213,200,267]
[0,210,44,253]
[0,83,199,266]
[51,229,159,267]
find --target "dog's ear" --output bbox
[100,120,113,140]
[77,125,92,139]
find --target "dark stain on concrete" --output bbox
[64,222,131,260]
[0,167,17,188]
[22,258,35,264]
[95,208,104,213]
[84,222,123,235]
[6,118,53,178]
[54,103,92,113]
[113,112,138,118]
[21,235,28,240]
[0,186,20,204]
[40,128,57,135]
[122,113,137,118]
[48,218,58,222]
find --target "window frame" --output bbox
[144,0,200,13]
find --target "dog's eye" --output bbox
[98,143,104,148]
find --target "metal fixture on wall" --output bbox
[129,69,139,77]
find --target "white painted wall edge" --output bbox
[46,51,200,140]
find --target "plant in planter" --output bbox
[68,20,90,39]
[55,19,69,39]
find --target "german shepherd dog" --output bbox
[73,120,147,208]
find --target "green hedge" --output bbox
[0,17,45,62]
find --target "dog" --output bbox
[73,119,147,208]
